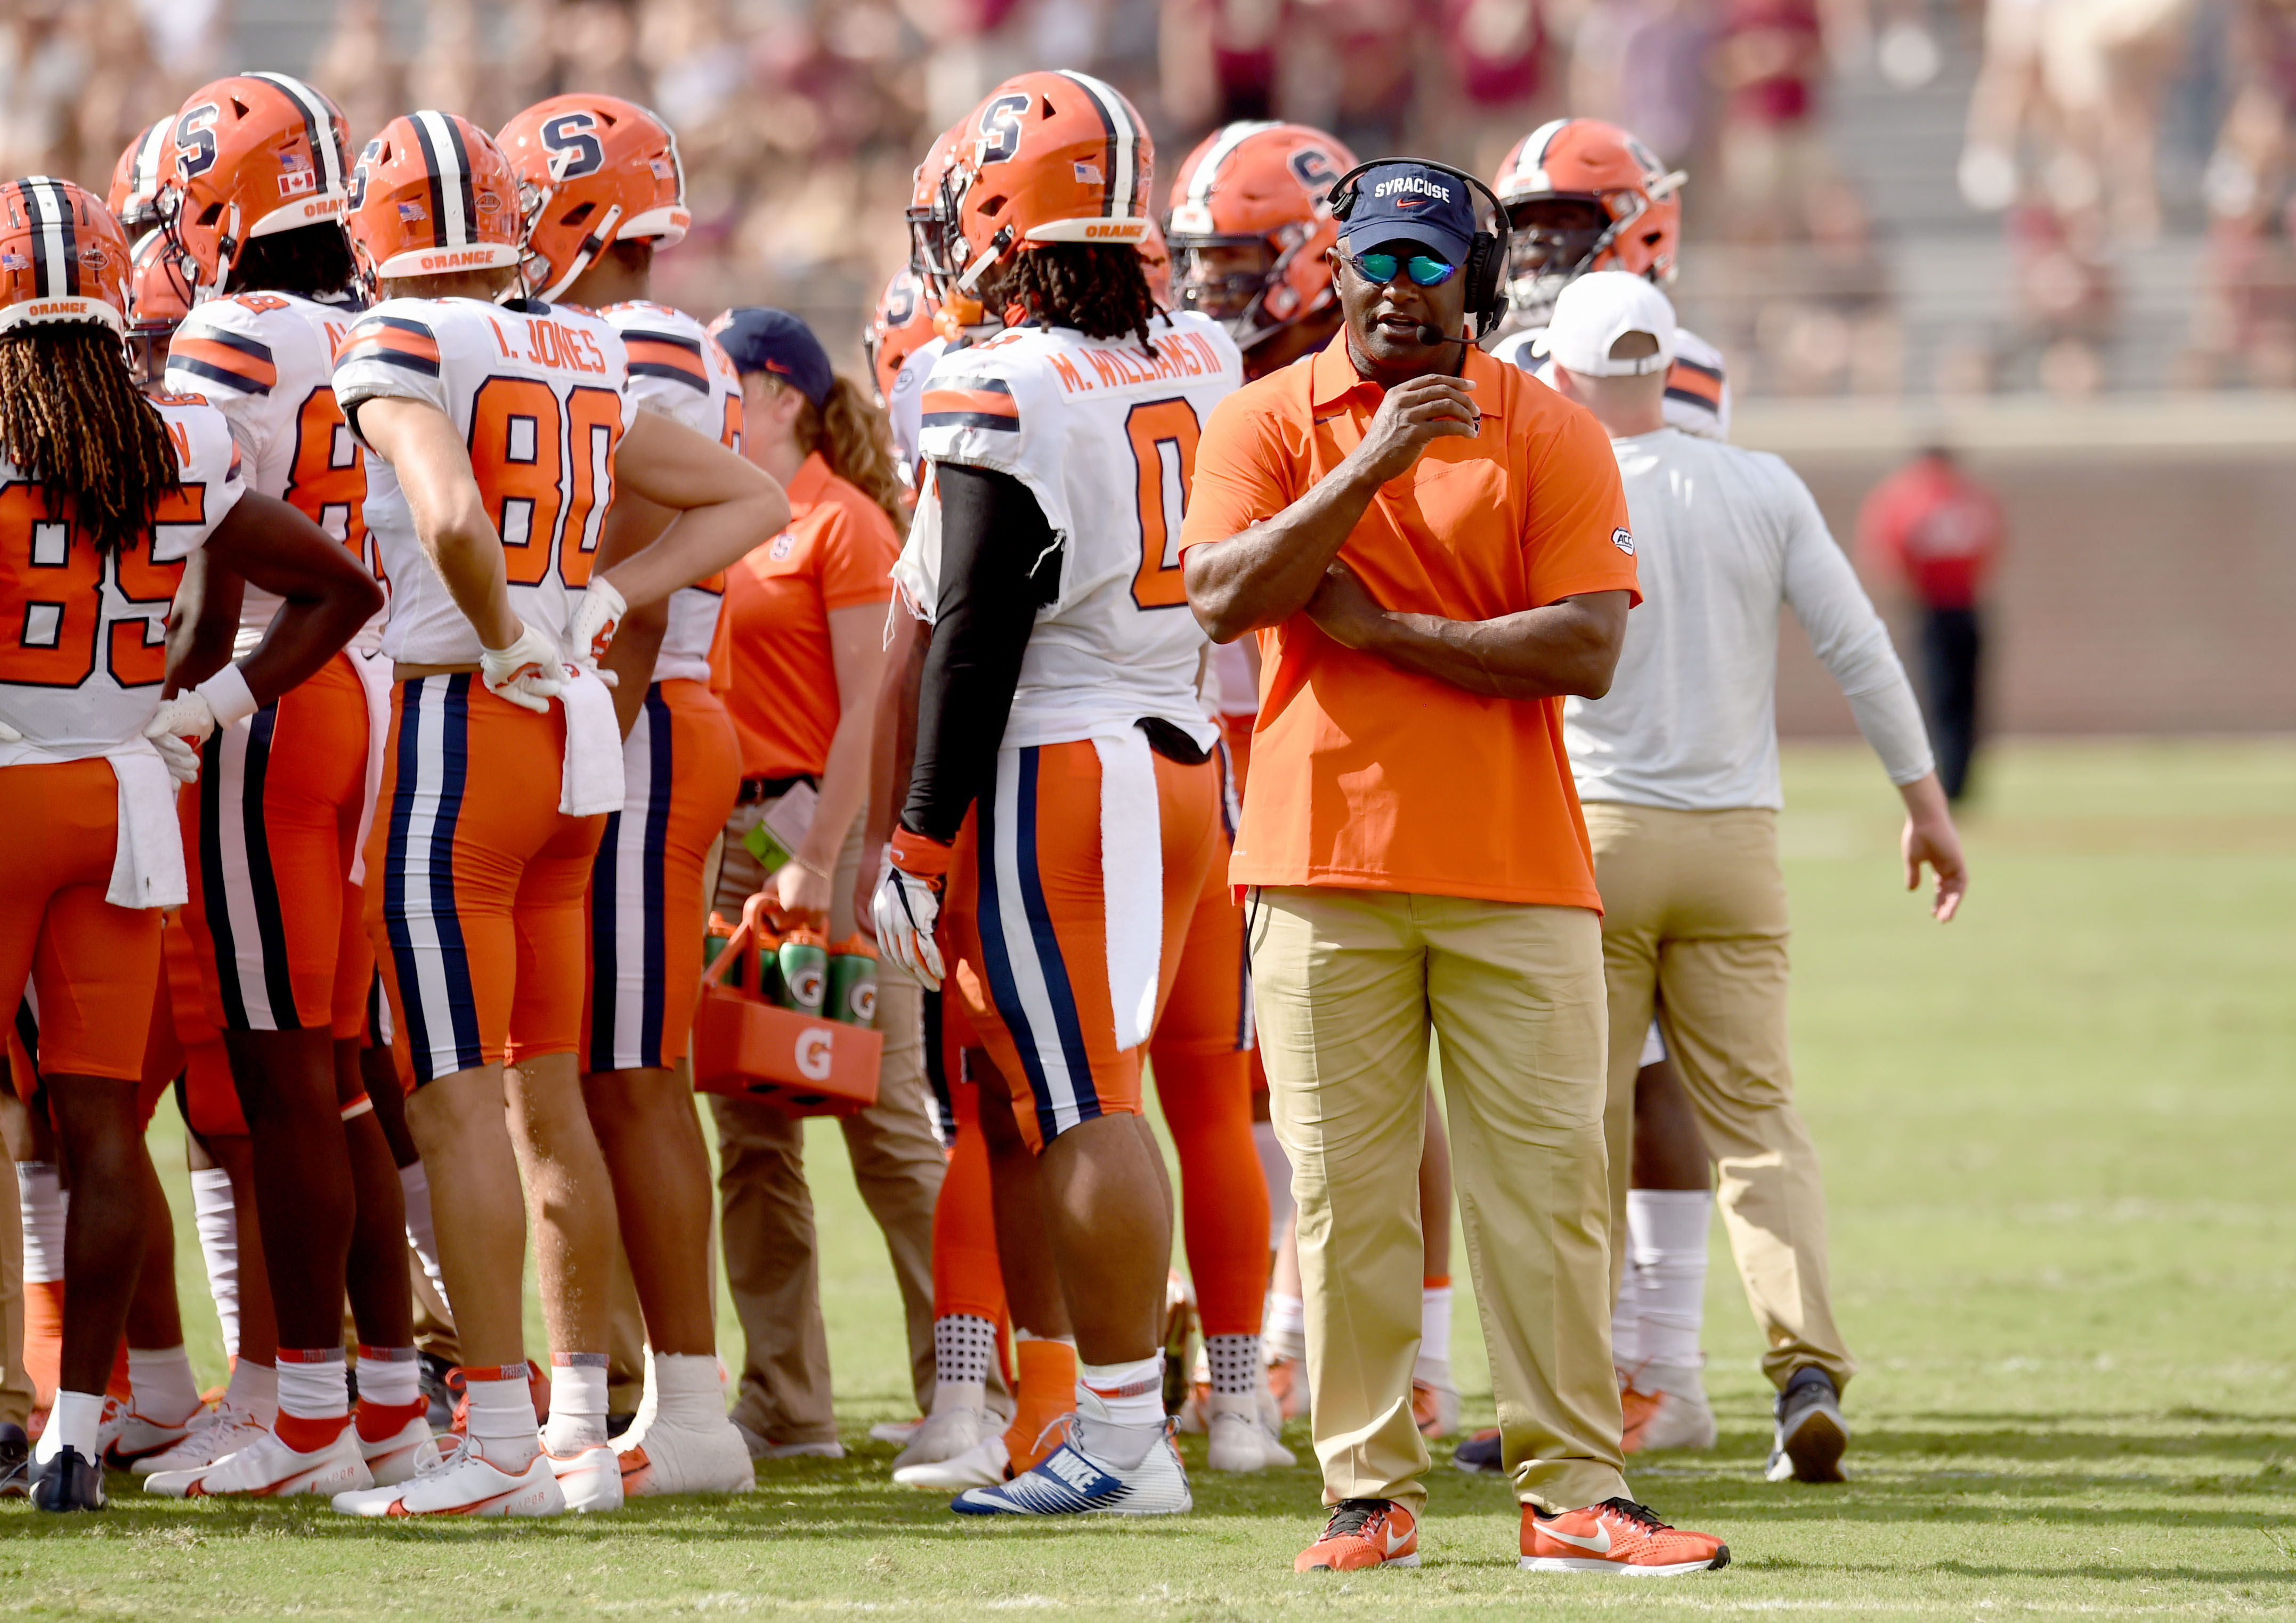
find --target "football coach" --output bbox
[1179,158,1727,1579]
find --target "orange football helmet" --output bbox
[1491,118,1685,322]
[126,229,192,388]
[109,119,176,234]
[167,73,354,298]
[907,121,969,291]
[939,70,1155,300]
[1165,120,1356,352]
[864,266,938,406]
[0,177,132,335]
[496,94,687,303]
[345,111,522,286]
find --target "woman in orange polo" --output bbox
[704,309,944,1455]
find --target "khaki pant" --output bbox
[0,1155,29,1431]
[710,797,943,1443]
[1252,886,1627,1514]
[1584,803,1854,1392]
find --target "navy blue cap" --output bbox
[1338,162,1476,267]
[711,307,834,407]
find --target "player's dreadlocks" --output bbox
[0,324,180,555]
[995,242,1159,353]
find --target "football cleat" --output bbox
[1451,1426,1505,1474]
[1204,1390,1295,1473]
[145,1427,371,1499]
[0,1424,28,1497]
[1296,1498,1419,1571]
[31,1445,104,1512]
[1627,1383,1717,1454]
[545,1441,623,1512]
[1520,1498,1729,1576]
[133,1402,269,1476]
[98,1394,198,1466]
[893,1431,1009,1490]
[893,1404,984,1472]
[1413,1377,1460,1440]
[1766,1367,1847,1483]
[331,1434,565,1517]
[615,1418,755,1497]
[356,1402,437,1486]
[951,1421,1191,1517]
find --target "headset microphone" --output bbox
[1415,323,1469,347]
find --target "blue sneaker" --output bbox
[952,1419,1191,1517]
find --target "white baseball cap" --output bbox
[1546,271,1677,378]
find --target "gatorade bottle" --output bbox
[826,935,878,1027]
[777,926,829,1017]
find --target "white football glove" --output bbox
[568,576,626,688]
[478,620,572,715]
[146,727,203,784]
[0,717,20,743]
[871,835,950,991]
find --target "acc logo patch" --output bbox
[1612,528,1635,555]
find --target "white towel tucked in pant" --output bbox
[558,668,626,816]
[105,746,187,909]
[1093,728,1161,1052]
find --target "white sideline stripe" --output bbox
[988,748,1083,1135]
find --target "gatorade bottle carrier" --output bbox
[692,894,882,1116]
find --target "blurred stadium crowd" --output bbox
[4,0,2294,395]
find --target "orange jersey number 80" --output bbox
[467,378,625,588]
[1127,397,1200,611]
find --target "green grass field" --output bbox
[9,739,2295,1619]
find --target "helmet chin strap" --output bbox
[534,202,623,303]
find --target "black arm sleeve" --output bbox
[900,463,1060,845]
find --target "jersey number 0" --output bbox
[1126,398,1200,611]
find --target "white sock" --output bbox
[277,1346,349,1422]
[33,1389,103,1465]
[1075,1356,1164,1468]
[1629,1188,1713,1376]
[464,1367,540,1470]
[1416,1285,1453,1386]
[397,1162,451,1316]
[16,1162,63,1284]
[189,1166,240,1359]
[1265,1292,1305,1364]
[224,1357,280,1426]
[542,1353,608,1452]
[1205,1332,1261,1398]
[1251,1120,1294,1238]
[127,1344,202,1425]
[654,1352,726,1428]
[356,1345,420,1410]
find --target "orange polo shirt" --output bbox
[721,452,899,780]
[1178,341,1638,909]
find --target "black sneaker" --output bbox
[0,1423,28,1497]
[31,1444,106,1512]
[419,1351,457,1433]
[1766,1366,1846,1482]
[1450,1427,1504,1474]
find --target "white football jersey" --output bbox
[335,297,637,666]
[0,395,245,760]
[166,289,379,655]
[895,312,1242,750]
[1489,322,1732,441]
[600,301,744,686]
[885,334,945,483]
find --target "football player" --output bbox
[124,231,190,392]
[2,176,381,1511]
[867,265,939,488]
[872,70,1244,1516]
[325,112,784,1520]
[496,90,756,1498]
[107,118,176,238]
[141,71,432,1500]
[1487,119,1731,443]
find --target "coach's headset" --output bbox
[1325,158,1513,343]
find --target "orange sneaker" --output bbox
[1296,1498,1419,1572]
[1520,1498,1729,1576]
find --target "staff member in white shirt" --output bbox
[1544,273,1969,1487]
